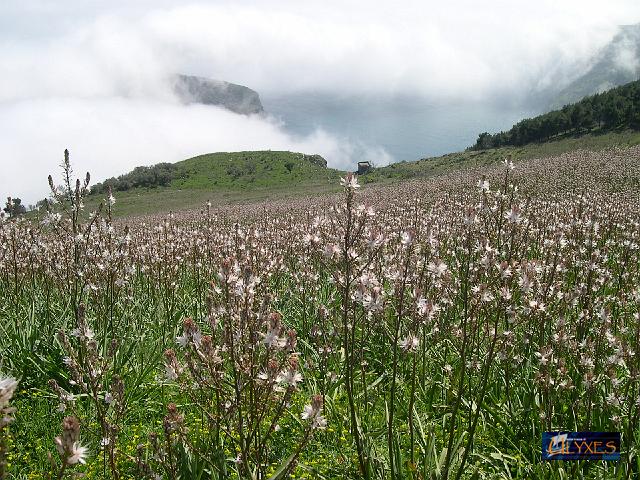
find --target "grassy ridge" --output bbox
[85,151,343,217]
[172,151,335,189]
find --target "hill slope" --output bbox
[87,151,342,217]
[367,130,640,184]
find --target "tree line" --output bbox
[472,79,640,150]
[3,198,27,218]
[91,163,178,194]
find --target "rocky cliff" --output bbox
[173,74,264,115]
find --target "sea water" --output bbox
[263,93,537,163]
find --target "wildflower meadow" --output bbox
[1,147,640,479]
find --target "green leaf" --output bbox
[266,452,297,480]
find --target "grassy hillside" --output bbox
[171,151,331,189]
[85,151,343,217]
[81,130,640,217]
[366,129,640,183]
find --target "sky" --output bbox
[1,0,639,204]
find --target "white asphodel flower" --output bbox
[165,364,179,381]
[340,174,361,190]
[503,158,514,170]
[301,395,327,430]
[399,334,420,353]
[427,259,448,277]
[54,436,89,465]
[261,329,285,349]
[477,178,490,192]
[176,333,189,348]
[400,231,413,246]
[276,369,303,388]
[67,442,89,464]
[0,376,18,408]
[504,206,522,224]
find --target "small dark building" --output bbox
[357,161,372,174]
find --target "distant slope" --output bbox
[366,130,640,185]
[552,24,640,108]
[87,151,342,217]
[471,79,640,150]
[173,75,264,115]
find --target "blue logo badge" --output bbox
[542,432,620,460]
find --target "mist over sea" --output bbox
[263,93,537,163]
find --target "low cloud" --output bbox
[0,98,384,203]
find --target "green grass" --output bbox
[172,151,334,190]
[83,151,344,217]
